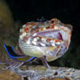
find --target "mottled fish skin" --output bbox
[19,18,72,62]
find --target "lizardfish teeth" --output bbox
[22,24,26,28]
[39,42,46,47]
[32,33,37,36]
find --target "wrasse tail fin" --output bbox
[3,43,35,62]
[3,43,25,58]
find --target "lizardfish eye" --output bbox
[51,19,57,25]
[51,20,54,23]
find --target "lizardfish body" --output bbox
[19,18,72,62]
[2,18,72,68]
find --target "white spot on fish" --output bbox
[50,40,55,43]
[26,41,30,44]
[32,33,37,36]
[52,43,55,46]
[56,42,61,45]
[22,32,26,37]
[33,38,37,42]
[43,28,46,30]
[26,38,31,44]
[50,40,55,46]
[41,38,46,42]
[20,35,23,40]
[39,42,46,46]
[32,41,37,45]
[54,25,58,29]
[22,24,26,28]
[20,28,24,32]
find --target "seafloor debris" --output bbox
[19,65,80,80]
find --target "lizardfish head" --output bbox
[19,18,72,61]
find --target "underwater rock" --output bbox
[0,0,14,28]
[19,65,80,80]
[1,65,80,80]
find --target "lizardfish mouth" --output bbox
[37,30,63,41]
[31,29,68,47]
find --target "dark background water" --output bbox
[5,0,80,69]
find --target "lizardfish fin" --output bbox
[3,43,26,59]
[40,56,51,69]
